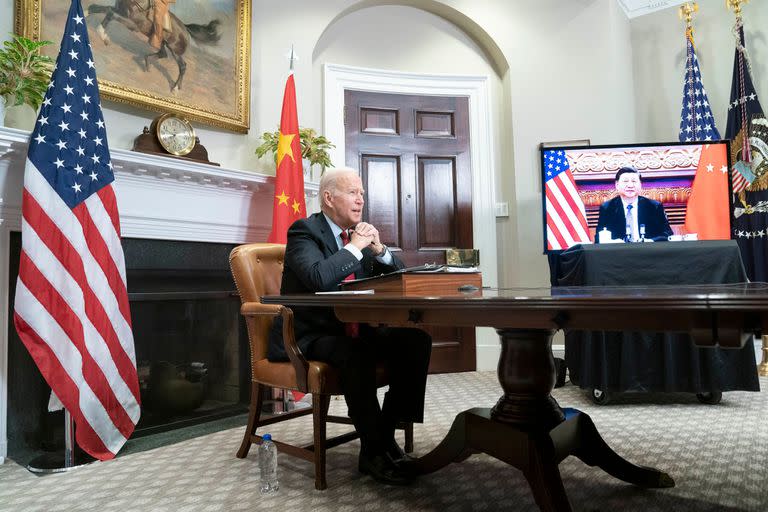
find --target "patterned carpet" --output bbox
[1,372,766,512]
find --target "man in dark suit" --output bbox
[595,167,673,242]
[268,167,432,486]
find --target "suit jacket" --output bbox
[268,212,404,360]
[595,196,672,242]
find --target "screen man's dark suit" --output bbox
[595,196,673,242]
[268,212,431,455]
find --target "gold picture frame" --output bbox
[15,0,251,133]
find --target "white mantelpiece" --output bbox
[0,125,317,464]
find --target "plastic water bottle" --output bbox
[258,434,279,494]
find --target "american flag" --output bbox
[13,0,140,460]
[679,31,720,143]
[543,150,590,250]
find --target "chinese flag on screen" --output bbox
[267,74,306,243]
[684,144,730,239]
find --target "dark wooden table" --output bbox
[263,283,768,511]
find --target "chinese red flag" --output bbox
[684,143,730,239]
[267,74,306,243]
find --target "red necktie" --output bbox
[339,230,359,338]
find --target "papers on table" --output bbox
[316,289,375,295]
[400,264,479,273]
[343,263,480,285]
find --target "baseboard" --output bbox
[476,332,565,371]
[0,439,6,464]
[476,327,499,371]
[476,344,499,371]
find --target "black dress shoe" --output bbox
[384,441,419,476]
[385,440,414,463]
[358,454,413,486]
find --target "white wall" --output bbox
[631,0,768,141]
[2,0,638,290]
[487,0,637,286]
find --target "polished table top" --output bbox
[266,282,768,309]
[263,283,768,347]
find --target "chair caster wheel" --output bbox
[696,391,722,405]
[589,388,612,405]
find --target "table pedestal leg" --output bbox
[413,328,674,512]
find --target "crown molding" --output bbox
[617,0,687,19]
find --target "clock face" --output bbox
[156,115,196,156]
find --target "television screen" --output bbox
[540,141,732,252]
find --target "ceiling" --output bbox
[617,0,689,19]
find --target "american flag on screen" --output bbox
[678,31,720,143]
[543,150,590,250]
[13,0,140,460]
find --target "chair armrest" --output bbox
[240,302,310,392]
[240,302,282,317]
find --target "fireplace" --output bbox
[5,234,250,458]
[0,125,321,463]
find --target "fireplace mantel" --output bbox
[0,125,319,463]
[0,126,319,242]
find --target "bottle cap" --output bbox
[262,434,272,441]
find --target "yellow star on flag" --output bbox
[292,199,301,214]
[276,190,289,206]
[276,131,296,168]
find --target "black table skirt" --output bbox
[554,241,759,392]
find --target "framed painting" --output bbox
[15,0,251,132]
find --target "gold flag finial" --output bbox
[726,0,749,17]
[679,2,698,26]
[679,2,698,38]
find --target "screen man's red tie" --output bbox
[339,230,359,338]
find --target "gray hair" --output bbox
[319,167,359,199]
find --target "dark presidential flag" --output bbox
[679,30,720,143]
[13,0,140,460]
[725,20,768,281]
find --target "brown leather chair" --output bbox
[230,243,413,490]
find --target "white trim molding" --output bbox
[323,63,499,370]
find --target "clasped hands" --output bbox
[350,222,386,255]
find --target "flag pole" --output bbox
[678,2,697,28]
[26,409,94,473]
[679,3,698,141]
[726,0,749,17]
[759,336,768,377]
[64,409,75,467]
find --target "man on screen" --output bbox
[595,167,673,242]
